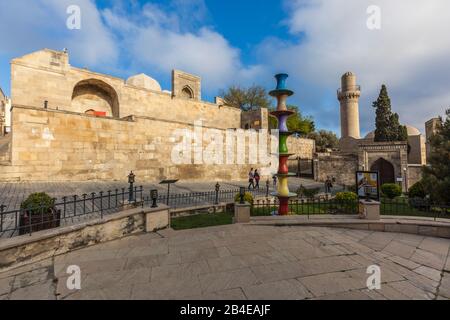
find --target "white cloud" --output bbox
[0,0,117,67]
[102,2,264,92]
[262,0,450,135]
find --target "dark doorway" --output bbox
[288,157,314,178]
[371,158,395,186]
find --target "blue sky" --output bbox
[1,0,449,136]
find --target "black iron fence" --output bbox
[251,198,359,217]
[251,197,450,220]
[0,185,270,238]
[380,197,450,220]
[0,187,146,238]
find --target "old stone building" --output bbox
[315,72,429,191]
[0,49,314,182]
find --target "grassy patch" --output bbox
[171,212,233,230]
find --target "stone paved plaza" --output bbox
[1,224,449,300]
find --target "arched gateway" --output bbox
[370,158,395,186]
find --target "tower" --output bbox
[337,72,361,153]
[269,74,297,216]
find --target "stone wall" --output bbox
[288,136,315,159]
[0,106,267,182]
[407,165,423,190]
[314,153,358,186]
[11,49,241,130]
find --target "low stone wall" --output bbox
[0,205,169,272]
[251,215,450,239]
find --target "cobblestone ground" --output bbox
[1,225,449,300]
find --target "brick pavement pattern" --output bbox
[1,224,449,300]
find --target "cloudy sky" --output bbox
[0,0,449,136]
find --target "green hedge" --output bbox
[381,183,402,199]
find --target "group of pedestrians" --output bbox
[248,168,261,190]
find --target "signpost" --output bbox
[355,171,380,201]
[159,179,179,205]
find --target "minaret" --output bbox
[337,72,361,152]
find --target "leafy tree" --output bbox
[373,85,408,142]
[220,85,271,111]
[421,109,450,204]
[307,130,339,152]
[269,106,315,135]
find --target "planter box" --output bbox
[19,208,61,235]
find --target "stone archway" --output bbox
[71,79,120,118]
[371,158,395,186]
[181,86,194,99]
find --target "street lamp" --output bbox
[128,171,135,202]
[215,182,220,205]
[150,189,158,208]
[239,187,245,204]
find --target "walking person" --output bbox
[248,168,255,190]
[254,169,261,189]
[325,177,331,194]
[272,175,277,187]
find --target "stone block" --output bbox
[234,203,250,224]
[145,205,170,232]
[359,200,380,220]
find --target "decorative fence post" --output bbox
[128,171,135,202]
[269,74,297,215]
[215,182,220,205]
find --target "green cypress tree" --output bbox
[422,109,450,204]
[373,84,408,142]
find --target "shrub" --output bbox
[335,192,358,201]
[234,192,254,205]
[20,192,55,214]
[408,181,427,199]
[297,186,320,199]
[381,183,402,199]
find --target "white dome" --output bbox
[126,73,161,92]
[364,125,421,139]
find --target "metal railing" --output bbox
[0,186,145,238]
[251,198,359,218]
[0,185,271,238]
[380,197,450,220]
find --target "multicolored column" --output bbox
[269,74,297,215]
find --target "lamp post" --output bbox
[239,187,245,204]
[128,171,135,202]
[403,167,408,192]
[215,182,220,205]
[266,179,270,198]
[150,189,158,208]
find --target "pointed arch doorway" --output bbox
[370,158,395,186]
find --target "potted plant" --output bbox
[19,193,60,235]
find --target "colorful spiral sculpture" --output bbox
[269,74,297,215]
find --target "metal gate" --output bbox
[288,157,314,178]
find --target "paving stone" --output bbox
[413,266,442,282]
[418,237,450,256]
[202,288,247,300]
[0,277,13,296]
[297,255,362,276]
[314,290,372,300]
[382,241,416,259]
[437,273,450,299]
[388,255,421,270]
[10,280,55,300]
[11,268,51,289]
[243,279,313,300]
[375,283,410,300]
[359,232,396,251]
[198,268,258,293]
[298,272,365,297]
[410,249,446,270]
[151,261,210,281]
[207,256,247,272]
[388,280,435,300]
[180,247,221,263]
